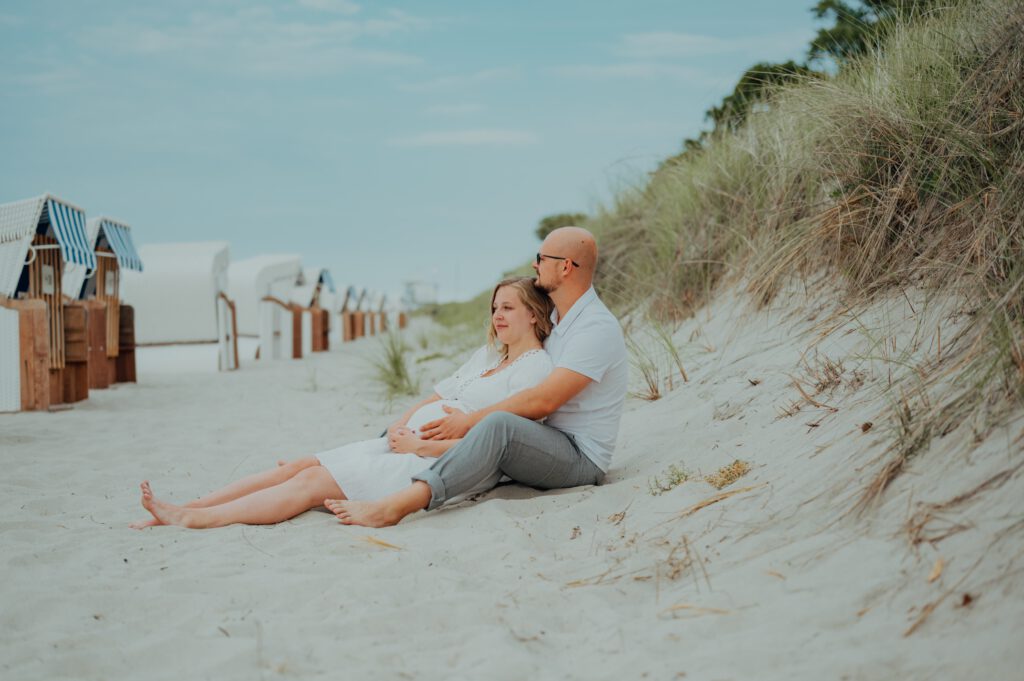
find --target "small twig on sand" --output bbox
[361,535,403,550]
[659,603,730,618]
[677,484,767,518]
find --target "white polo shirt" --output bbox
[543,286,628,472]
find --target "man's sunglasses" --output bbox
[536,252,580,268]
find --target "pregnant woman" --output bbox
[133,276,554,529]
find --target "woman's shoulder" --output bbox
[463,344,500,370]
[516,348,554,371]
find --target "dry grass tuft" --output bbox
[704,459,751,490]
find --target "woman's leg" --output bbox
[184,456,321,508]
[139,466,346,529]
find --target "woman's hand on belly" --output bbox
[388,426,423,456]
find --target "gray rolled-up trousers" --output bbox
[411,411,605,511]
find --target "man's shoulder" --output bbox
[575,298,624,335]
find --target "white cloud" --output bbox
[552,62,721,87]
[400,68,519,93]
[616,30,816,61]
[82,6,429,76]
[388,129,538,148]
[0,66,83,94]
[297,0,361,14]
[424,102,484,116]
[617,32,736,59]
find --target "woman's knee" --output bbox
[293,466,340,501]
[281,456,320,476]
[293,456,320,469]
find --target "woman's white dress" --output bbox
[316,346,553,501]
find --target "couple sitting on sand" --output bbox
[134,227,627,529]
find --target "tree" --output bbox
[657,1,936,175]
[705,60,818,132]
[658,61,817,171]
[809,0,937,65]
[535,213,587,240]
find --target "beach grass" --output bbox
[584,0,1023,497]
[370,330,420,400]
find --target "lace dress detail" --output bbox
[446,348,546,400]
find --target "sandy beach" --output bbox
[2,285,1021,681]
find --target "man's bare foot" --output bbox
[325,498,404,528]
[140,481,197,528]
[129,517,161,530]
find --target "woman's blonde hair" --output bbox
[487,276,554,357]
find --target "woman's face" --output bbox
[492,286,537,347]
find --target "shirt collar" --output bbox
[550,286,597,336]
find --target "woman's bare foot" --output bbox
[129,517,161,530]
[140,481,196,528]
[325,499,403,528]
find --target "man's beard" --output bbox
[533,276,556,294]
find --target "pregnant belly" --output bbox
[406,399,470,433]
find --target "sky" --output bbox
[0,1,822,302]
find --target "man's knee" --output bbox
[476,411,522,435]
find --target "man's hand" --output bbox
[419,405,473,440]
[388,426,422,455]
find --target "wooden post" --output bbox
[85,300,110,389]
[292,306,303,359]
[217,292,239,371]
[311,308,328,352]
[62,302,90,403]
[343,312,355,342]
[399,312,408,330]
[116,304,136,383]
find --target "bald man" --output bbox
[327,227,628,527]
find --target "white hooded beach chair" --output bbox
[228,255,301,360]
[120,241,237,371]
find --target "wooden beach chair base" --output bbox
[116,304,136,383]
[85,300,111,390]
[62,302,89,403]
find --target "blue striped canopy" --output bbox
[47,199,96,270]
[320,269,335,293]
[99,219,143,271]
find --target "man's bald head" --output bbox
[543,226,598,278]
